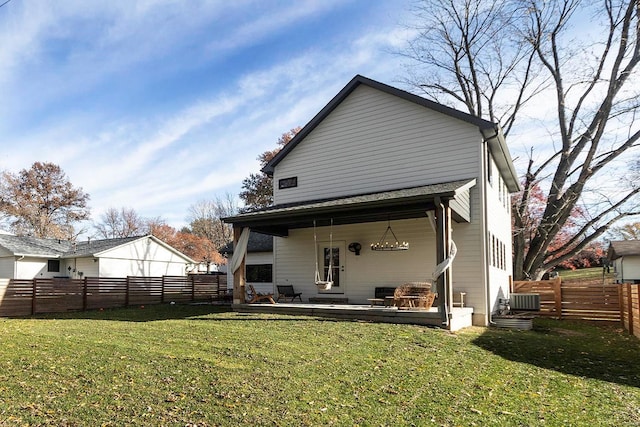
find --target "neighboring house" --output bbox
[224,75,520,328]
[0,234,195,279]
[220,232,274,294]
[608,240,640,284]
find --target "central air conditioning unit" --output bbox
[510,293,541,311]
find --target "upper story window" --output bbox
[487,151,493,185]
[278,176,298,189]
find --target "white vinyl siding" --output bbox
[15,257,50,279]
[62,257,99,279]
[0,257,15,279]
[274,220,437,302]
[94,238,190,277]
[449,190,484,307]
[486,158,515,313]
[614,256,640,283]
[273,85,481,205]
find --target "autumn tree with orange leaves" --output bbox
[148,222,224,270]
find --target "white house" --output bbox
[0,234,195,279]
[608,240,640,284]
[224,75,520,329]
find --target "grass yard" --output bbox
[557,267,609,281]
[0,305,639,426]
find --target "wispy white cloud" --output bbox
[0,0,412,235]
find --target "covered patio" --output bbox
[224,179,477,331]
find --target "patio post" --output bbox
[434,197,452,326]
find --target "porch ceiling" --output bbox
[225,179,476,236]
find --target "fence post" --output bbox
[125,276,130,307]
[619,283,626,329]
[83,277,88,311]
[31,279,37,315]
[191,275,196,301]
[554,277,562,319]
[629,283,635,336]
[161,276,165,304]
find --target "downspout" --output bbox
[481,130,495,326]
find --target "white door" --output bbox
[318,241,345,294]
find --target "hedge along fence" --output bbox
[0,274,228,317]
[512,276,621,321]
[620,283,640,339]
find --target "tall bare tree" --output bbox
[403,0,640,279]
[94,207,147,238]
[187,193,238,249]
[0,162,90,239]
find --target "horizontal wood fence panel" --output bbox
[0,274,229,317]
[620,283,639,339]
[0,279,33,316]
[513,277,620,321]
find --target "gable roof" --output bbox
[608,240,640,259]
[0,234,196,263]
[262,74,520,192]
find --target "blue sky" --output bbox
[0,0,416,233]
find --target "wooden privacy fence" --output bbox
[512,277,621,321]
[620,283,640,339]
[0,274,227,317]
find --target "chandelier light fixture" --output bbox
[371,219,409,251]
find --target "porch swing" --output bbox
[313,219,334,291]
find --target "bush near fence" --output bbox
[512,276,621,322]
[0,274,228,317]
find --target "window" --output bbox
[487,151,493,185]
[47,259,60,273]
[246,264,273,283]
[278,176,298,189]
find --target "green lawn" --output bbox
[0,305,639,426]
[558,267,610,281]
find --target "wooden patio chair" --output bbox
[247,284,276,304]
[276,285,302,302]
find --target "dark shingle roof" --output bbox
[0,234,70,257]
[219,231,274,255]
[608,240,640,259]
[62,236,143,258]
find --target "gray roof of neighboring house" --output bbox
[0,234,146,258]
[608,240,640,260]
[62,236,143,258]
[220,231,274,255]
[0,234,71,257]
